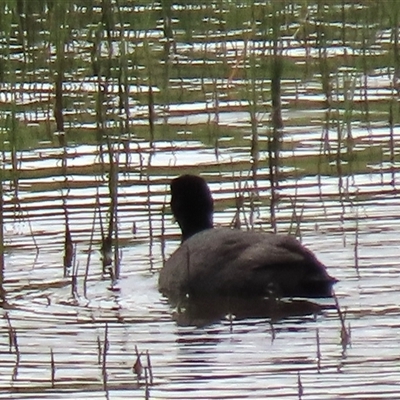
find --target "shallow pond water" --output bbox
[2,137,400,399]
[2,1,400,398]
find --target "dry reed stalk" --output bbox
[133,346,153,396]
[269,320,276,343]
[231,190,245,230]
[97,335,102,365]
[5,313,20,380]
[5,313,16,353]
[146,350,153,385]
[106,138,120,279]
[50,348,55,388]
[146,173,154,261]
[333,291,351,352]
[160,203,166,267]
[289,199,304,239]
[83,199,98,297]
[354,202,360,276]
[71,262,78,299]
[102,323,109,392]
[268,135,277,233]
[389,101,395,182]
[144,367,150,399]
[316,328,321,373]
[133,345,143,384]
[297,371,303,399]
[148,85,155,147]
[63,224,73,277]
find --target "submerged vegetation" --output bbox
[0,1,399,398]
[0,0,399,294]
[0,0,399,147]
[0,1,398,265]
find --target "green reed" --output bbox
[85,0,119,279]
[48,1,76,276]
[268,2,286,232]
[0,166,4,303]
[0,3,14,301]
[1,1,400,293]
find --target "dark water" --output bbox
[2,1,400,399]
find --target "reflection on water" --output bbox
[2,1,400,399]
[169,296,328,327]
[2,138,400,399]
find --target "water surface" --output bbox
[1,1,400,399]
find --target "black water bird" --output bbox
[159,174,337,304]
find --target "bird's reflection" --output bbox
[168,295,333,327]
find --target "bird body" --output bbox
[159,175,336,302]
